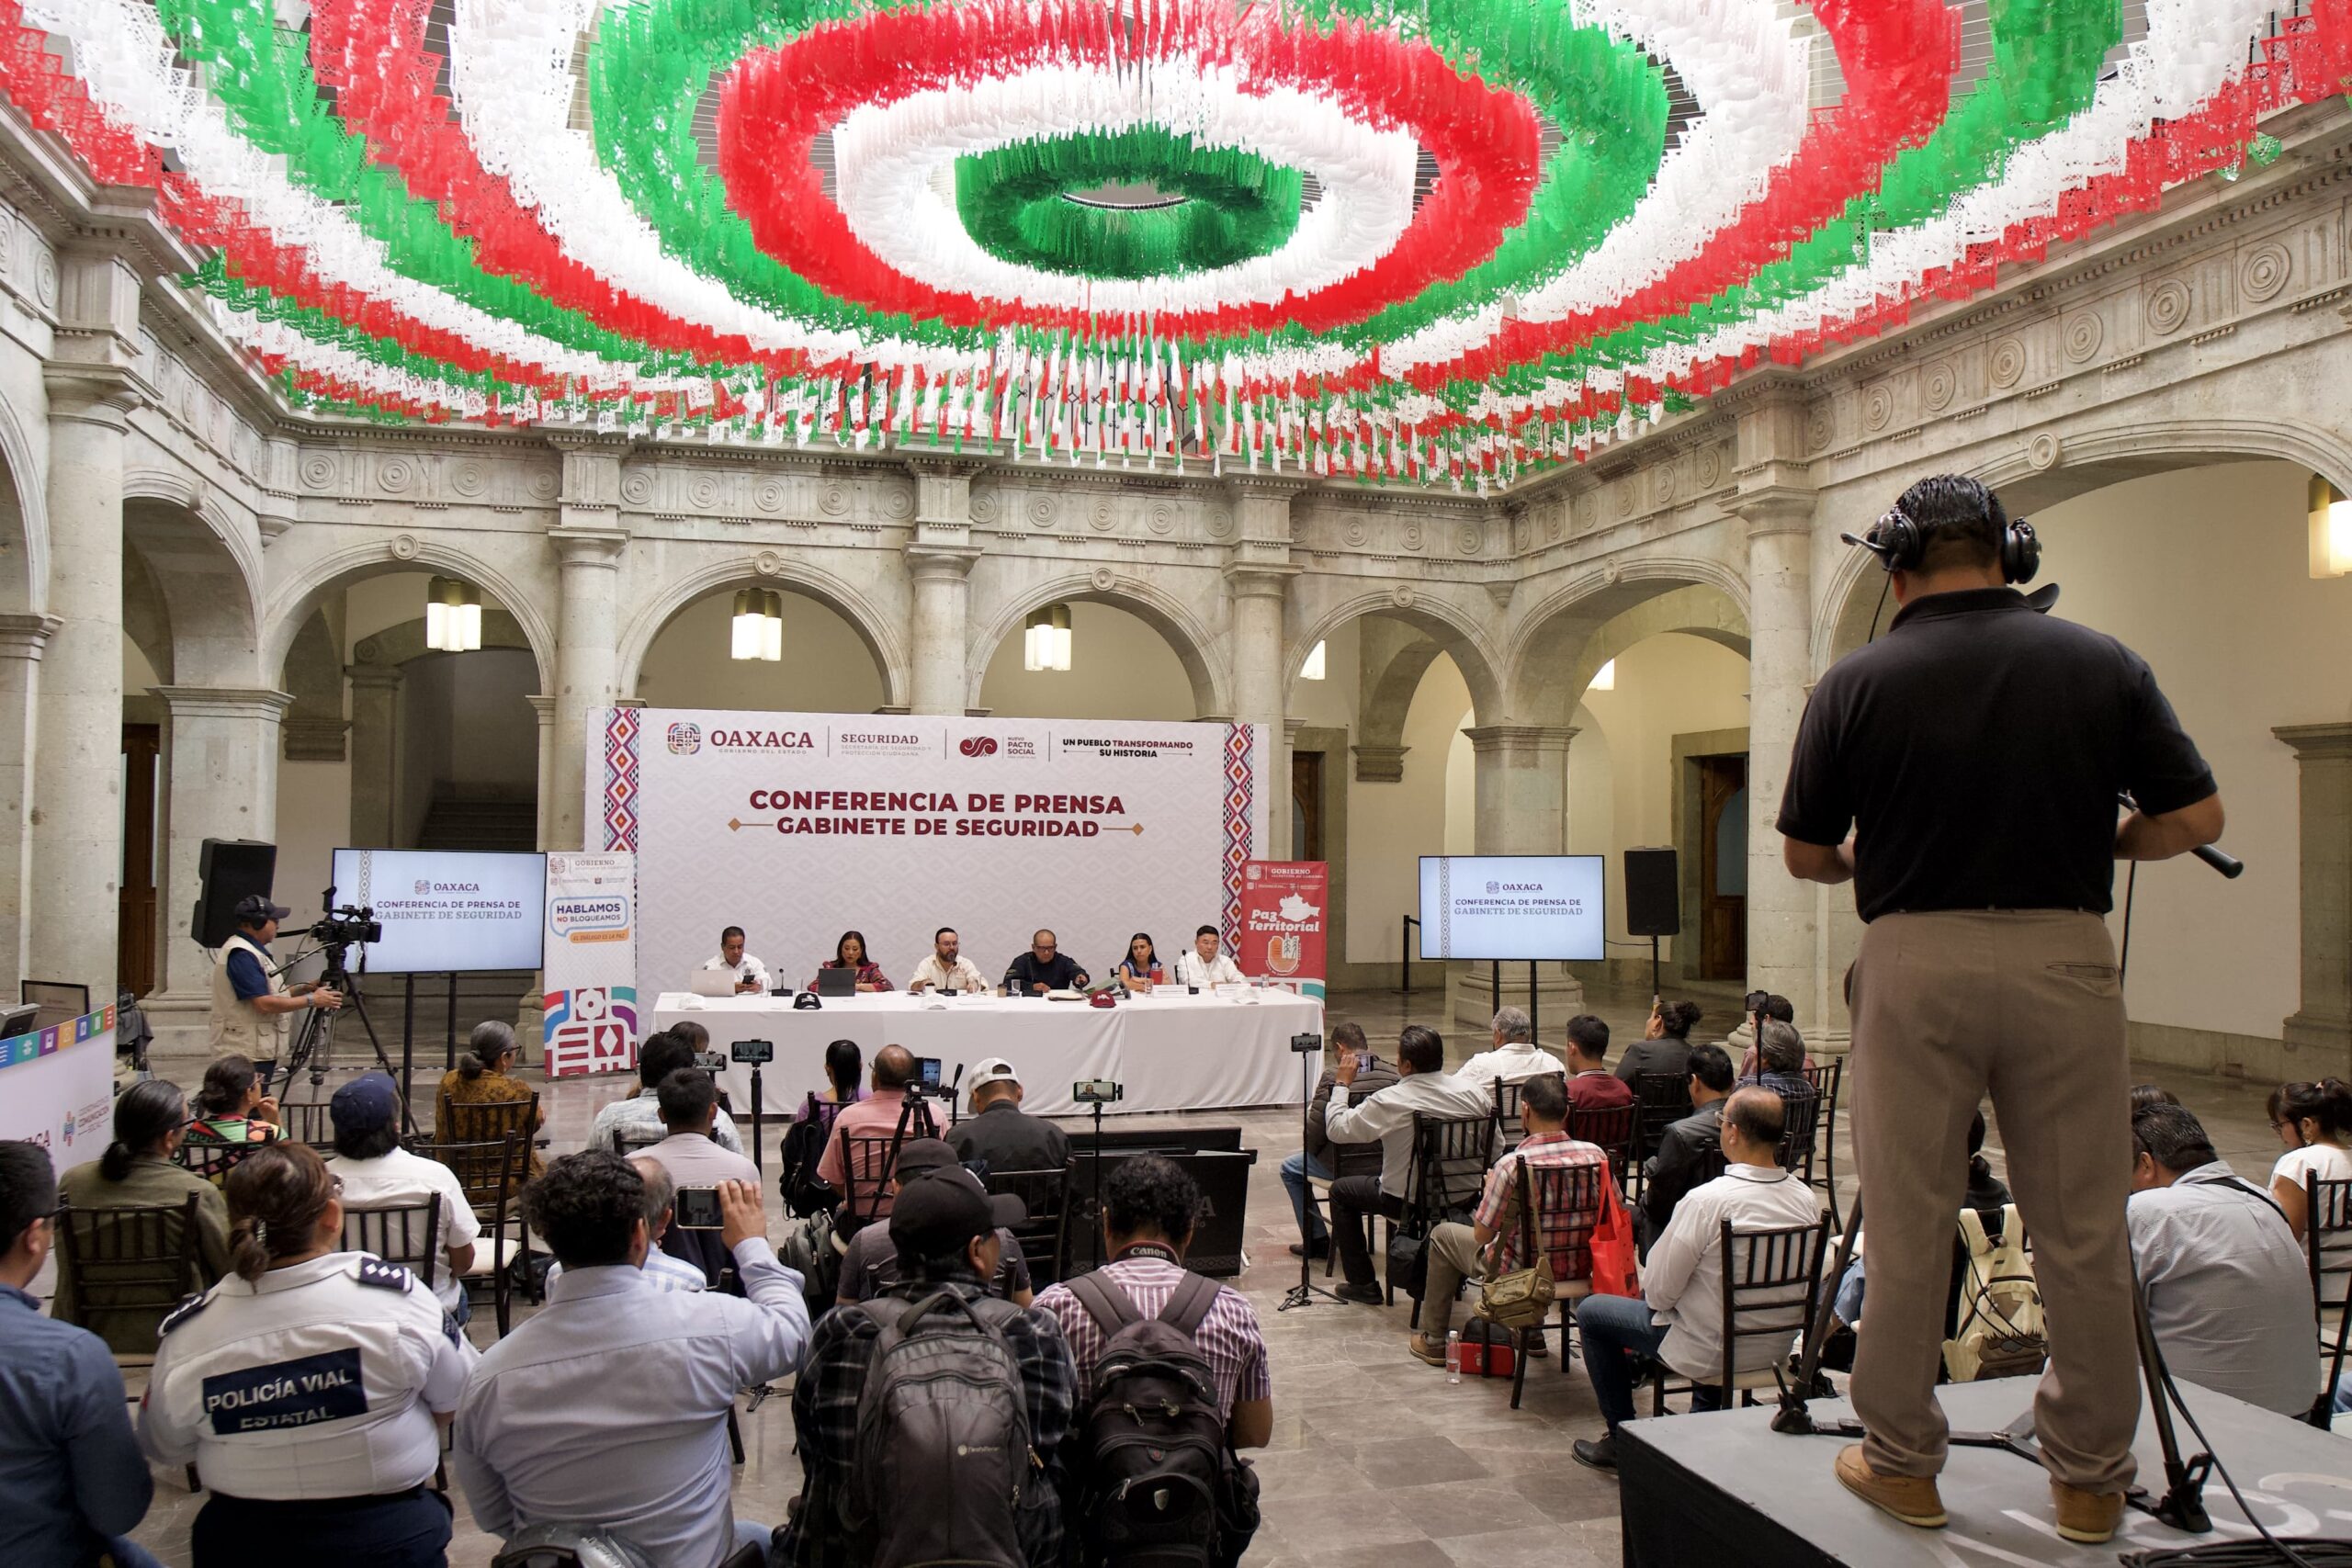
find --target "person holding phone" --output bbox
[699,926,769,995]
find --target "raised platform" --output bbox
[1620,1375,2352,1568]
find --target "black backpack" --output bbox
[1066,1271,1261,1568]
[779,1095,843,1217]
[844,1290,1044,1568]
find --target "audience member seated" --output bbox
[836,1139,1034,1307]
[1739,1019,1813,1100]
[0,1141,160,1568]
[1282,1021,1393,1261]
[1821,1111,2009,1362]
[54,1079,231,1351]
[2267,1077,2352,1242]
[454,1155,808,1568]
[1572,1088,1817,1472]
[810,929,891,993]
[1636,1043,1737,1254]
[642,1068,763,1189]
[588,1029,749,1157]
[1457,1007,1566,1089]
[1324,1024,1492,1305]
[187,1054,281,1148]
[1036,1155,1272,1447]
[1562,1017,1633,1112]
[1613,999,1702,1085]
[2131,1101,2320,1416]
[1406,1072,1611,1365]
[435,1021,547,1176]
[796,1038,865,1124]
[1734,994,1804,1079]
[2130,1082,2182,1115]
[817,1043,925,1216]
[948,1056,1071,1174]
[545,1156,710,1294]
[325,1072,480,1323]
[780,1165,1077,1568]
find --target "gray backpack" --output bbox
[846,1289,1040,1568]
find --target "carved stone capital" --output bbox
[282,716,352,762]
[549,525,629,570]
[1351,744,1410,784]
[150,686,296,723]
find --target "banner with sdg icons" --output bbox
[0,1004,119,1178]
[542,852,639,1078]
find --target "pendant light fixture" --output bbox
[2309,473,2352,579]
[1023,604,1073,671]
[731,588,785,661]
[424,576,481,651]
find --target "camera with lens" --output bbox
[310,905,382,948]
[1289,1032,1323,1055]
[1073,1078,1124,1104]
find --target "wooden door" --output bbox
[1291,750,1325,862]
[1697,753,1747,981]
[119,724,160,997]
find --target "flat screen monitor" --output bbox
[19,980,88,1034]
[1417,855,1605,962]
[0,1002,40,1040]
[329,848,548,974]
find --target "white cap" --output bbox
[967,1056,1020,1092]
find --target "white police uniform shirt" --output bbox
[1172,948,1244,987]
[701,952,770,990]
[137,1254,475,1498]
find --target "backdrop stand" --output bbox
[1529,961,1539,1036]
[445,972,458,1070]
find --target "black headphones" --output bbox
[1842,505,2041,584]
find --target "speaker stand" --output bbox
[1649,935,1661,998]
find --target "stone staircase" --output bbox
[417,796,537,852]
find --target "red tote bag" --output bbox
[1588,1170,1643,1299]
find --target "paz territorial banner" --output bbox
[591,710,1271,998]
[1238,861,1329,1000]
[0,1004,119,1176]
[542,851,640,1078]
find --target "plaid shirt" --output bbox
[1474,1132,1613,1280]
[1034,1255,1272,1421]
[780,1274,1077,1568]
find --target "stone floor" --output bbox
[115,982,2313,1567]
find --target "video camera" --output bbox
[310,904,382,949]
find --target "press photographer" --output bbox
[208,894,343,1056]
[1779,473,2225,1544]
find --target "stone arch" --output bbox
[1504,551,1754,725]
[1558,584,1749,703]
[965,572,1231,717]
[1284,587,1506,724]
[615,556,909,707]
[123,486,266,687]
[348,609,537,671]
[265,539,559,694]
[0,389,45,615]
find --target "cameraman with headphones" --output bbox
[209,895,341,1058]
[1779,474,2222,1546]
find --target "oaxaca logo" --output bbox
[711,728,815,751]
[1487,882,1543,893]
[666,723,702,755]
[959,737,1000,757]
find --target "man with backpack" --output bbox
[1035,1156,1269,1567]
[779,1163,1077,1568]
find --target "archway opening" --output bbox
[978,599,1199,719]
[638,583,890,714]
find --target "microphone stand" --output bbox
[1279,1041,1345,1313]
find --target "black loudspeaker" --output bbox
[190,839,277,948]
[1623,847,1681,938]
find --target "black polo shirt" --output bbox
[947,1100,1072,1176]
[1777,587,2213,922]
[1003,951,1087,994]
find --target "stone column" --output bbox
[1738,489,1817,1010]
[142,687,294,1043]
[1222,477,1303,860]
[345,665,402,847]
[527,694,557,852]
[2277,723,2352,1062]
[0,614,59,981]
[548,528,628,851]
[902,459,987,716]
[1457,724,1584,1026]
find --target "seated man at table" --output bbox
[700,924,769,994]
[589,1029,749,1156]
[907,926,989,994]
[949,1057,1071,1175]
[1170,925,1245,989]
[1004,930,1090,996]
[817,1043,929,1218]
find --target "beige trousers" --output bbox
[1849,909,2139,1494]
[1418,1221,1487,1338]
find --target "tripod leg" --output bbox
[343,992,417,1139]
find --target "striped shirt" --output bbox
[1035,1255,1271,1420]
[1473,1132,1613,1280]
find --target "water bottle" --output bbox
[1445,1330,1462,1384]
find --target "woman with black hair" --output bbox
[189,1053,282,1147]
[794,1038,867,1125]
[136,1142,476,1567]
[1612,998,1703,1084]
[809,930,891,992]
[54,1078,232,1349]
[2268,1077,2352,1241]
[1114,932,1166,992]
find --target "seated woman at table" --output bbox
[795,1038,867,1124]
[811,930,892,992]
[1114,932,1166,993]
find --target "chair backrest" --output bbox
[1405,1111,1497,1230]
[1775,1082,1825,1180]
[842,1100,942,1225]
[341,1197,445,1295]
[1713,1214,1833,1397]
[984,1164,1074,1287]
[276,1100,339,1151]
[1492,1079,1527,1151]
[175,1134,253,1186]
[1634,1071,1693,1160]
[2305,1174,2352,1307]
[1519,1161,1607,1283]
[612,1125,668,1157]
[445,1092,539,1148]
[51,1193,206,1351]
[433,1133,531,1219]
[1567,1101,1640,1188]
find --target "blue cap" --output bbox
[329,1072,401,1134]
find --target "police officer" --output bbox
[209,895,340,1057]
[138,1142,475,1567]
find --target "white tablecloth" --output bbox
[652,990,1325,1118]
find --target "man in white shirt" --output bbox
[324,1072,481,1322]
[642,1068,763,1190]
[2128,1101,2320,1417]
[1322,1024,1492,1303]
[1171,924,1245,989]
[589,1029,749,1156]
[700,925,769,994]
[1457,1006,1566,1089]
[906,926,988,994]
[1571,1086,1821,1472]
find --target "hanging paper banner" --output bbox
[1238,861,1328,1000]
[542,851,639,1079]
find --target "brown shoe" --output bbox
[2050,1481,2125,1544]
[1835,1445,1948,1529]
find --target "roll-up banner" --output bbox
[542,851,640,1078]
[1238,860,1329,999]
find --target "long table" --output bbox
[651,989,1324,1118]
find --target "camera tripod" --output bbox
[281,945,413,1137]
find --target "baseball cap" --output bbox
[329,1071,401,1134]
[967,1056,1021,1092]
[235,893,292,923]
[891,1137,961,1181]
[888,1164,1026,1258]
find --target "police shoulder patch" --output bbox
[355,1257,413,1292]
[158,1290,209,1336]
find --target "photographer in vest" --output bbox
[209,895,340,1057]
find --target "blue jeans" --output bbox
[1280,1151,1332,1244]
[1575,1294,1724,1433]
